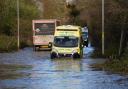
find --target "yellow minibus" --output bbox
[51,25,84,59]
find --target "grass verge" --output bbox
[91,58,128,75]
[0,35,17,52]
[0,35,31,52]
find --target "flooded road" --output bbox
[0,47,128,89]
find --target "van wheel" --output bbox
[86,40,89,47]
[86,41,89,47]
[73,53,80,59]
[86,43,88,47]
[50,52,57,59]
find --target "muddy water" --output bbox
[0,47,128,89]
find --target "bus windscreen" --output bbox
[35,23,55,35]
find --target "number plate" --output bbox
[41,46,48,48]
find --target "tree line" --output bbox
[0,0,40,51]
[42,0,128,58]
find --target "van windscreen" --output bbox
[54,36,78,47]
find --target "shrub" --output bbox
[0,35,17,52]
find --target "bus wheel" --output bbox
[33,46,36,51]
[33,46,38,51]
[50,52,57,59]
[72,53,80,59]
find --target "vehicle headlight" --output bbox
[72,49,79,54]
[48,43,52,47]
[84,39,87,41]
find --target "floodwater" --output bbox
[0,47,128,89]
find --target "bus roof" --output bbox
[32,19,60,23]
[56,25,81,30]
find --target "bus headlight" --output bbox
[48,42,52,47]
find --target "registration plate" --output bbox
[41,46,48,48]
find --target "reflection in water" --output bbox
[0,47,128,89]
[52,59,82,72]
[28,59,84,89]
[0,64,32,80]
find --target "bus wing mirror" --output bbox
[49,42,52,47]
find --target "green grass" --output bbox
[0,35,17,52]
[0,35,32,52]
[91,58,128,75]
[91,43,119,59]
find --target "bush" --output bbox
[0,35,17,52]
[0,0,40,52]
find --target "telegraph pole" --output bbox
[102,0,105,55]
[17,0,20,50]
[119,16,126,56]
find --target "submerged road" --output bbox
[0,47,128,89]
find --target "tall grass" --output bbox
[0,0,40,52]
[0,35,17,52]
